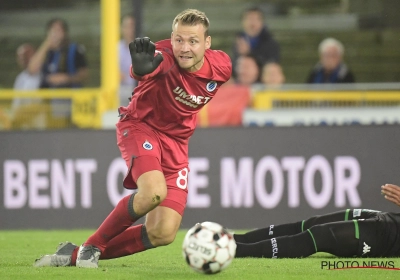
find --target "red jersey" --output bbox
[122,39,232,142]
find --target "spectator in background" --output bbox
[14,44,41,90]
[235,54,262,86]
[11,43,45,129]
[27,18,88,128]
[261,62,285,88]
[207,53,260,127]
[232,6,280,78]
[28,18,88,88]
[119,13,137,106]
[307,38,355,84]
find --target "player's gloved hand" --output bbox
[129,37,163,76]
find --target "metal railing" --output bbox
[252,83,400,109]
[0,89,112,130]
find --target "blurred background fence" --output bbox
[0,0,399,131]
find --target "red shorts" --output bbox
[116,116,189,216]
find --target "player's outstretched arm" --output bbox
[381,184,400,207]
[129,37,163,76]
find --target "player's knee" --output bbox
[134,191,167,215]
[309,223,357,257]
[308,224,335,251]
[309,224,327,236]
[147,227,177,247]
[135,184,167,214]
[137,173,168,204]
[144,186,167,206]
[154,233,176,247]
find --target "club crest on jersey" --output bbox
[206,81,217,92]
[142,140,153,150]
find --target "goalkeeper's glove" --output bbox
[129,37,164,76]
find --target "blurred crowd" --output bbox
[10,6,357,129]
[231,7,354,88]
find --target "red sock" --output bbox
[101,224,153,259]
[70,225,152,265]
[84,193,141,252]
[70,247,79,266]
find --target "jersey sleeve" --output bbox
[208,50,232,83]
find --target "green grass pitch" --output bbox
[0,230,399,280]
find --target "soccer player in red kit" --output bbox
[34,9,231,268]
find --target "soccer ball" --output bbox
[182,221,236,274]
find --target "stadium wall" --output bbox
[1,125,400,229]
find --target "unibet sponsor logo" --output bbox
[173,86,211,108]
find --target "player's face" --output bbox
[171,22,211,72]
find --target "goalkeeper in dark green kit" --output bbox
[234,184,400,258]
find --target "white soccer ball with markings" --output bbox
[182,221,236,274]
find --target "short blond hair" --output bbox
[172,9,210,37]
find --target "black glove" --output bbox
[129,37,164,76]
